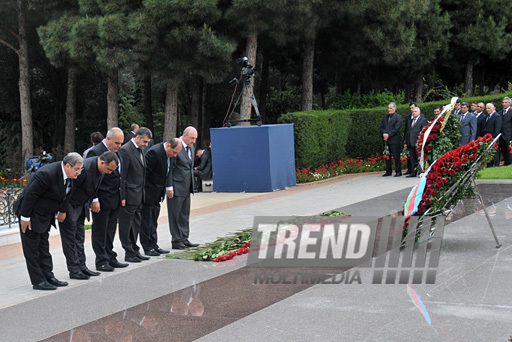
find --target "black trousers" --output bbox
[20,224,54,285]
[385,143,401,174]
[499,137,511,165]
[166,195,191,243]
[91,206,119,267]
[408,146,419,175]
[118,203,142,258]
[140,202,161,252]
[59,205,87,274]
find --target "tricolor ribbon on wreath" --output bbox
[419,97,459,170]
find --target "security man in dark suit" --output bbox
[140,138,182,256]
[381,102,403,177]
[482,102,502,167]
[499,97,512,165]
[86,127,128,272]
[405,107,427,177]
[123,123,139,144]
[475,102,486,137]
[58,151,119,280]
[167,126,200,249]
[15,152,83,290]
[118,127,152,262]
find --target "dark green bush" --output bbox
[278,110,351,168]
[279,93,512,168]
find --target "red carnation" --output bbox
[469,154,477,159]
[455,162,462,168]
[448,169,455,175]
[431,190,438,196]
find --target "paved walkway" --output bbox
[1,174,511,341]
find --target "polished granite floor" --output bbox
[40,183,512,342]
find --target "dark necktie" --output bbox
[411,118,417,127]
[65,178,71,195]
[186,146,191,160]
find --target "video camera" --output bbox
[236,56,256,79]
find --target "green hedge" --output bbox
[279,93,512,169]
[278,110,351,168]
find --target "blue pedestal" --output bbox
[210,124,296,192]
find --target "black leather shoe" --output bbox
[172,242,187,250]
[125,256,142,263]
[382,173,392,177]
[81,267,100,277]
[394,173,402,177]
[155,247,170,254]
[33,281,57,291]
[183,240,199,247]
[404,171,411,175]
[136,253,150,260]
[109,259,128,268]
[97,264,115,272]
[406,173,417,178]
[47,277,68,287]
[145,249,160,257]
[70,272,90,280]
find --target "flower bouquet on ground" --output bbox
[403,133,497,242]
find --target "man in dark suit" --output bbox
[123,123,139,144]
[405,107,427,177]
[86,127,128,272]
[459,102,477,146]
[118,127,152,262]
[475,102,486,137]
[15,152,83,290]
[141,138,182,256]
[380,102,403,177]
[453,99,462,115]
[59,151,119,280]
[167,126,200,249]
[403,103,416,175]
[482,102,502,167]
[194,148,212,180]
[499,97,512,166]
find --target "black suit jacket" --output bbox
[406,116,428,147]
[124,131,136,144]
[86,142,121,210]
[476,113,486,137]
[482,112,502,138]
[15,162,72,233]
[500,108,512,140]
[70,157,103,208]
[195,149,212,180]
[119,140,145,205]
[380,113,402,145]
[144,143,173,205]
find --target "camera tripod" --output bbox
[225,73,262,127]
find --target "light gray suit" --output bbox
[459,112,477,145]
[166,140,195,243]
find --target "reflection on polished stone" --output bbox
[42,183,512,342]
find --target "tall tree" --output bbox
[142,0,235,141]
[443,0,512,96]
[226,0,292,122]
[0,0,34,165]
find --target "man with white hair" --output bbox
[14,152,83,290]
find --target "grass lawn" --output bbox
[477,165,512,179]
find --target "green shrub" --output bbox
[278,110,351,168]
[279,92,512,168]
[327,89,405,110]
